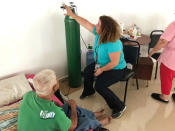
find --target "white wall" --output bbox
[0,0,174,79]
[0,0,67,78]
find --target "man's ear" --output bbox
[53,83,59,92]
[53,84,57,92]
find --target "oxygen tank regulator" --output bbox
[60,2,77,14]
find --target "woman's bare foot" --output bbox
[99,116,112,126]
[94,109,105,118]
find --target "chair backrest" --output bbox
[123,40,140,69]
[148,30,164,53]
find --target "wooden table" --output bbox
[121,34,151,46]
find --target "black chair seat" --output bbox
[121,69,135,81]
[152,53,161,60]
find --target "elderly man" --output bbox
[18,69,111,131]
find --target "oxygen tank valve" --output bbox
[69,2,76,7]
[60,2,66,10]
[60,2,76,14]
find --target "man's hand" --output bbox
[68,99,76,108]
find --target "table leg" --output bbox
[146,80,149,87]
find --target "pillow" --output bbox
[25,74,35,91]
[0,102,21,131]
[0,74,32,107]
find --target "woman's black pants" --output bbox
[82,62,125,111]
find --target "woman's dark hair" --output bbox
[99,15,121,44]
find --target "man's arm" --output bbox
[68,100,78,131]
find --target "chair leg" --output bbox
[124,80,129,104]
[135,74,139,90]
[155,61,158,79]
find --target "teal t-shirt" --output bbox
[18,91,71,131]
[93,26,126,70]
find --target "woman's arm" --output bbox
[149,39,168,57]
[65,5,95,33]
[94,52,121,76]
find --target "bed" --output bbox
[0,74,33,131]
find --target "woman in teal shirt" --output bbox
[65,5,126,118]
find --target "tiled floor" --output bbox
[60,64,175,131]
[59,77,83,96]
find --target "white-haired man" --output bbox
[18,69,111,131]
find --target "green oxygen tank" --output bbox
[64,16,81,88]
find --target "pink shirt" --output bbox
[158,21,175,71]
